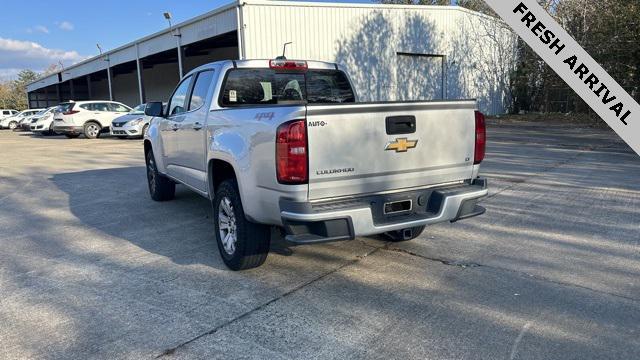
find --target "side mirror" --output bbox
[145,102,164,117]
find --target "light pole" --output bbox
[97,43,113,101]
[164,12,183,79]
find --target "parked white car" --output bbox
[53,101,132,139]
[0,109,43,130]
[0,109,18,119]
[20,110,49,131]
[30,107,58,135]
[110,103,158,139]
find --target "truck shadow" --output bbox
[50,166,295,271]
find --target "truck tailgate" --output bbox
[306,101,477,200]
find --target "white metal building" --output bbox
[26,0,516,115]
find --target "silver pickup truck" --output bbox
[143,59,488,270]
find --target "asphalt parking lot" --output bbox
[1,121,639,360]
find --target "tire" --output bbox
[84,122,101,139]
[214,179,270,270]
[146,149,175,201]
[383,226,426,242]
[142,124,149,138]
[8,121,17,130]
[65,134,80,139]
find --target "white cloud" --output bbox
[58,21,74,31]
[34,25,50,34]
[0,68,23,81]
[0,37,88,74]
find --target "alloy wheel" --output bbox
[86,124,99,138]
[147,154,157,194]
[218,197,237,255]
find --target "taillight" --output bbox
[474,111,486,164]
[63,110,79,115]
[269,59,308,71]
[276,120,308,184]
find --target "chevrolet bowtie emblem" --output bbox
[385,138,418,152]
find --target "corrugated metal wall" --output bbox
[242,1,516,115]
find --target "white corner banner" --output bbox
[483,0,640,156]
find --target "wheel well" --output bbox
[143,140,152,158]
[209,159,237,195]
[84,120,102,128]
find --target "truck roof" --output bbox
[188,59,339,75]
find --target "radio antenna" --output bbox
[276,42,293,60]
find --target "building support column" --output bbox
[69,80,75,100]
[86,75,92,99]
[106,66,113,101]
[135,43,145,104]
[56,84,61,103]
[174,29,184,79]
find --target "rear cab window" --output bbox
[220,68,355,107]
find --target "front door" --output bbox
[162,75,193,180]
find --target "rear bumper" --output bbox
[280,178,488,244]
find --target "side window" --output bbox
[80,104,92,111]
[222,70,273,106]
[168,75,193,116]
[188,70,214,110]
[109,103,130,113]
[99,103,112,112]
[3,111,9,115]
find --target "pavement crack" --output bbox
[156,246,381,358]
[382,246,482,269]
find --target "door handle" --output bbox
[171,123,179,131]
[193,122,203,131]
[386,116,416,135]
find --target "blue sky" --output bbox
[0,0,380,79]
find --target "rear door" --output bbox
[173,69,216,192]
[86,103,112,126]
[305,101,477,200]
